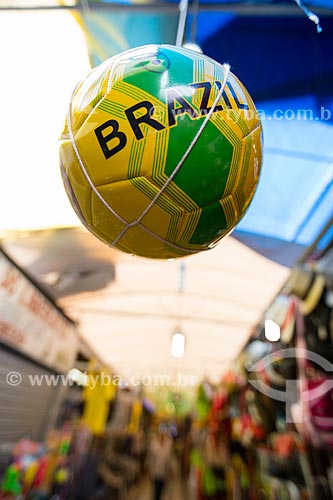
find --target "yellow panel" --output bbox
[74,84,167,186]
[96,178,173,239]
[235,124,262,216]
[119,225,191,259]
[90,189,127,246]
[62,59,112,138]
[90,178,196,258]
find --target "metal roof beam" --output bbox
[1,2,333,17]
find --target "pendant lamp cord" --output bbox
[176,0,190,46]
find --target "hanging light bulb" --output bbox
[171,330,186,358]
[264,295,290,342]
[264,319,281,342]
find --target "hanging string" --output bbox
[176,0,190,46]
[178,261,186,293]
[294,0,322,33]
[79,0,91,19]
[190,0,200,43]
[177,261,186,330]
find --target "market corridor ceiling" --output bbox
[3,228,289,381]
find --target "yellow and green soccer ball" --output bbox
[60,44,262,259]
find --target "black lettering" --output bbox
[190,81,233,114]
[226,82,249,110]
[190,82,212,112]
[166,88,199,126]
[94,120,127,159]
[125,101,165,140]
[214,80,232,110]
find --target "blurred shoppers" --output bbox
[146,426,173,500]
[74,437,105,500]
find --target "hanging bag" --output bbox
[293,297,333,449]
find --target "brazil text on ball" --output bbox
[95,79,250,160]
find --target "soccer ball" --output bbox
[60,44,262,259]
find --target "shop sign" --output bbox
[0,251,78,373]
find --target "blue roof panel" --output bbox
[236,97,333,246]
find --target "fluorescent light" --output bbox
[264,319,281,342]
[171,332,186,358]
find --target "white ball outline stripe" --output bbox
[67,61,230,254]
